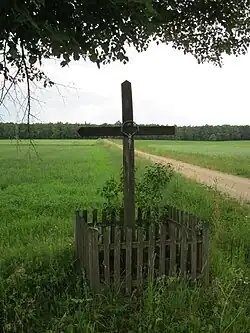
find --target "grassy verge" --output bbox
[0,140,250,332]
[134,140,250,178]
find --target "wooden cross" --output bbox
[78,81,175,228]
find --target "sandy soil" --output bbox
[106,140,250,204]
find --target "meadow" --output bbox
[0,139,250,332]
[134,140,250,178]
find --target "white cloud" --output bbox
[1,43,250,125]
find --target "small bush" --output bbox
[99,162,174,212]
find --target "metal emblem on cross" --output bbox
[78,81,176,229]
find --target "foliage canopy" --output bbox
[0,1,249,124]
[1,0,250,84]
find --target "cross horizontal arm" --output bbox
[78,125,175,138]
[78,126,121,138]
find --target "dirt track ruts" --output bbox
[106,140,250,204]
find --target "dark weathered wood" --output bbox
[114,226,121,290]
[82,211,88,274]
[148,223,155,281]
[180,211,187,277]
[159,222,166,276]
[92,209,98,226]
[137,208,143,288]
[122,81,135,228]
[76,207,209,292]
[103,225,110,285]
[101,210,107,244]
[169,222,176,276]
[110,209,115,244]
[88,227,94,288]
[202,223,209,285]
[78,125,175,138]
[75,211,80,260]
[125,227,132,294]
[191,216,197,279]
[91,227,100,291]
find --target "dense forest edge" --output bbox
[0,122,250,141]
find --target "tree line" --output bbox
[0,122,249,141]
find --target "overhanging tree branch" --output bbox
[0,0,249,115]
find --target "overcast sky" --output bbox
[2,43,250,126]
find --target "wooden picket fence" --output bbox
[75,207,209,293]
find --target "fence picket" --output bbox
[75,211,80,260]
[180,211,187,276]
[92,209,98,226]
[191,216,197,279]
[169,221,176,276]
[102,211,110,286]
[75,207,209,292]
[137,208,144,289]
[148,223,155,281]
[202,223,209,285]
[91,227,100,291]
[88,227,94,288]
[125,227,132,294]
[114,226,121,290]
[159,222,166,276]
[82,211,88,275]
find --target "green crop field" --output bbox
[134,140,250,178]
[1,139,250,332]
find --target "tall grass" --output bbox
[0,140,250,332]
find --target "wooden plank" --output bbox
[75,210,80,260]
[111,209,116,244]
[99,239,190,251]
[159,222,166,276]
[202,223,209,285]
[122,81,135,229]
[191,216,197,279]
[91,227,100,291]
[169,222,176,276]
[114,225,121,290]
[88,227,94,289]
[78,125,175,138]
[137,208,144,289]
[103,218,110,286]
[125,227,132,294]
[119,208,125,242]
[148,223,155,281]
[82,210,88,273]
[92,209,98,226]
[78,125,121,138]
[180,211,187,277]
[102,210,107,244]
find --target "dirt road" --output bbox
[106,140,250,203]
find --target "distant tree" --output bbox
[1,123,250,141]
[1,0,250,125]
[209,134,217,141]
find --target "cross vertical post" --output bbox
[77,80,176,229]
[121,81,135,229]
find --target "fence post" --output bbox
[169,221,176,276]
[91,227,100,291]
[75,210,81,261]
[202,223,209,285]
[180,211,187,277]
[137,208,144,289]
[125,226,132,294]
[148,223,156,281]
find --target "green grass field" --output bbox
[134,140,250,178]
[1,140,250,332]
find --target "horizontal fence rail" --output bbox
[75,207,209,293]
